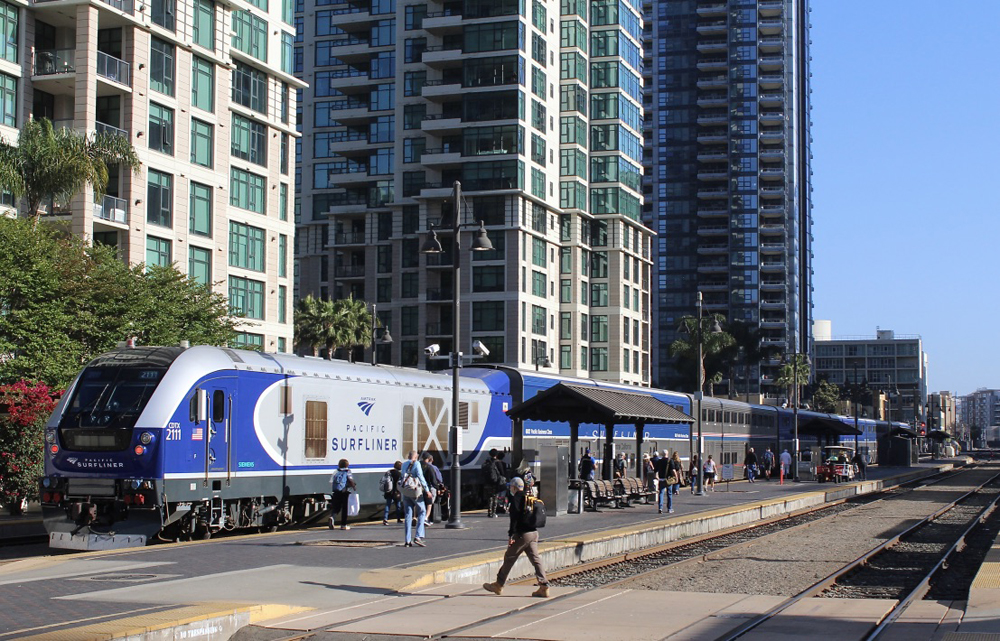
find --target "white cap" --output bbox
[510,477,525,490]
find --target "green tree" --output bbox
[812,379,841,413]
[719,321,781,399]
[0,218,237,389]
[774,353,811,406]
[669,314,734,395]
[0,380,61,513]
[332,295,373,362]
[0,118,141,226]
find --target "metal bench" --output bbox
[614,477,655,506]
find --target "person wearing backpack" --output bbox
[330,459,356,530]
[381,461,402,526]
[482,477,549,598]
[400,450,432,547]
[482,449,503,518]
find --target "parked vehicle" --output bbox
[816,446,855,483]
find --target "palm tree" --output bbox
[330,295,373,362]
[294,295,336,357]
[0,119,141,228]
[774,353,811,406]
[669,314,734,395]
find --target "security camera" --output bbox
[472,340,490,357]
[424,344,441,356]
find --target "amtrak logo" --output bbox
[357,400,375,416]
[66,457,78,465]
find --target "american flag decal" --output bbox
[192,427,204,441]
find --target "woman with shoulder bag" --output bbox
[330,459,356,530]
[400,450,432,547]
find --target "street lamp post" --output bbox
[369,303,393,366]
[684,291,720,497]
[420,181,492,530]
[789,351,810,481]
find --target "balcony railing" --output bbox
[335,265,366,278]
[93,195,128,224]
[425,322,452,335]
[95,121,129,138]
[426,287,453,301]
[335,232,365,244]
[34,49,75,76]
[97,0,134,14]
[97,51,130,86]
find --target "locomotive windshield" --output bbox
[58,366,165,450]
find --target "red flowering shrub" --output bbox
[0,381,61,513]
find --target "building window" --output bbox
[231,332,263,350]
[0,73,15,127]
[590,346,608,371]
[531,271,546,297]
[189,181,212,236]
[472,265,504,292]
[188,245,212,286]
[148,103,174,155]
[278,285,287,323]
[279,183,288,221]
[531,305,545,335]
[281,31,293,74]
[151,0,176,31]
[228,275,264,319]
[232,113,267,166]
[192,0,214,49]
[280,133,289,175]
[0,2,17,64]
[230,168,266,214]
[229,221,265,271]
[400,272,418,298]
[590,315,608,342]
[190,118,213,167]
[472,301,505,331]
[591,282,608,306]
[232,63,267,114]
[232,11,267,61]
[146,235,171,268]
[191,56,214,112]
[278,234,287,277]
[150,38,175,96]
[146,169,172,227]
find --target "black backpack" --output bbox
[482,458,500,485]
[524,496,546,529]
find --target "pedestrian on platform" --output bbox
[482,449,504,518]
[400,450,431,547]
[704,455,717,491]
[852,451,867,481]
[744,448,758,483]
[330,459,356,530]
[780,449,792,478]
[482,477,549,598]
[688,454,700,494]
[669,451,684,495]
[421,453,443,526]
[579,449,596,481]
[382,460,402,525]
[613,452,627,478]
[654,449,675,513]
[642,453,655,492]
[761,448,775,481]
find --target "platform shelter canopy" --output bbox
[798,416,862,437]
[505,383,694,425]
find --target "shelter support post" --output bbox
[635,422,645,477]
[604,423,615,481]
[569,421,579,480]
[511,417,524,470]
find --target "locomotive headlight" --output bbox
[139,432,153,445]
[42,477,52,488]
[129,479,141,490]
[45,432,56,444]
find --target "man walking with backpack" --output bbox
[482,477,549,598]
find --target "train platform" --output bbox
[0,460,974,640]
[0,501,43,541]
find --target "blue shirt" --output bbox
[401,459,429,491]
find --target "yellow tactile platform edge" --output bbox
[944,634,1000,641]
[15,603,309,640]
[970,545,1000,589]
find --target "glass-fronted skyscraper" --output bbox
[644,0,813,393]
[295,0,653,384]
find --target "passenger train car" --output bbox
[41,345,902,549]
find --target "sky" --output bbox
[809,0,1000,396]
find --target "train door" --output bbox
[204,378,236,489]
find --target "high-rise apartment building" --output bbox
[813,328,927,427]
[295,0,652,383]
[959,389,1000,437]
[8,0,298,350]
[643,0,813,393]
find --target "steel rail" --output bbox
[718,467,1000,641]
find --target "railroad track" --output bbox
[718,466,1000,641]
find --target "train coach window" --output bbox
[305,400,328,459]
[212,390,226,423]
[724,411,731,424]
